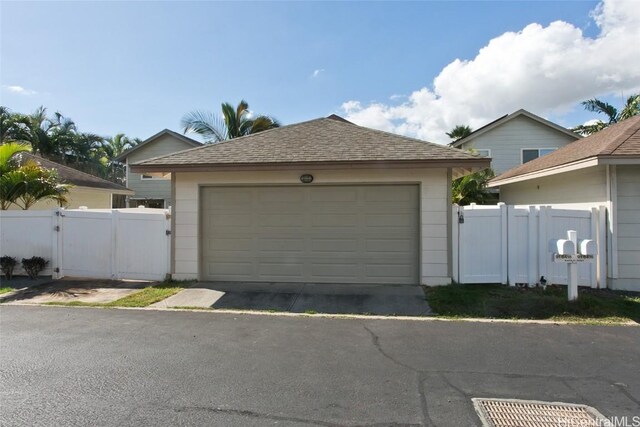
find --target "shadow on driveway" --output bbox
[0,277,152,305]
[153,282,432,316]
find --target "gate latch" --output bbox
[166,230,171,236]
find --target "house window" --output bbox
[522,148,556,164]
[140,174,169,180]
[475,149,491,158]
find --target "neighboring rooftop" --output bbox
[490,115,640,185]
[449,109,580,148]
[17,153,132,193]
[132,115,489,172]
[114,129,202,162]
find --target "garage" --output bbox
[131,114,489,285]
[200,185,419,284]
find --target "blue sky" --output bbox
[1,1,638,144]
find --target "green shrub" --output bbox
[21,256,48,279]
[0,256,17,280]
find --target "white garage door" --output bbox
[200,185,419,284]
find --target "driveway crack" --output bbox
[363,325,418,372]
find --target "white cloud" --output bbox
[311,69,325,78]
[3,85,38,96]
[341,0,640,144]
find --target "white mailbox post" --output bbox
[549,230,596,301]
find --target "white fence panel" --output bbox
[61,210,113,278]
[455,204,507,284]
[1,208,170,281]
[115,211,169,281]
[0,211,56,277]
[453,204,605,288]
[541,208,596,287]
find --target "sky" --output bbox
[1,0,639,145]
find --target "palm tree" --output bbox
[573,94,640,135]
[452,168,497,206]
[446,125,473,142]
[181,100,280,143]
[0,142,31,175]
[0,107,31,143]
[102,133,137,159]
[11,160,71,209]
[0,144,71,210]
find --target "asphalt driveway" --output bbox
[152,281,432,316]
[1,305,639,426]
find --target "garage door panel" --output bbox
[311,213,359,227]
[205,261,253,277]
[257,214,306,227]
[365,238,415,253]
[205,237,253,252]
[310,238,359,252]
[258,262,305,279]
[201,185,419,284]
[257,238,305,252]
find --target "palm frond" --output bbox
[581,99,618,123]
[181,110,227,143]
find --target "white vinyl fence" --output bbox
[0,208,171,281]
[452,204,607,288]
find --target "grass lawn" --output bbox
[46,283,184,308]
[425,284,640,324]
[0,286,16,295]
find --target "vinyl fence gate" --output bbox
[452,204,607,288]
[0,208,171,281]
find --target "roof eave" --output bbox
[131,158,490,173]
[488,157,600,187]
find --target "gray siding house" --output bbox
[115,129,201,208]
[490,116,640,291]
[450,109,581,175]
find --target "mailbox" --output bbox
[548,239,575,255]
[578,239,596,256]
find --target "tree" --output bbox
[181,100,280,143]
[452,168,497,206]
[446,125,473,141]
[0,144,71,210]
[446,126,497,205]
[10,161,71,209]
[572,94,640,136]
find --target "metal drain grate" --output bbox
[472,398,608,427]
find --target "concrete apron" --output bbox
[151,282,432,316]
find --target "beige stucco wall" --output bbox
[173,168,452,285]
[6,187,113,210]
[126,134,197,205]
[612,165,640,291]
[498,166,608,207]
[460,115,577,174]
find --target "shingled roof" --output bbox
[132,115,488,172]
[490,115,640,186]
[17,153,132,193]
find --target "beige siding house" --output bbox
[450,109,581,174]
[490,116,640,291]
[132,115,489,286]
[115,129,201,208]
[7,153,132,210]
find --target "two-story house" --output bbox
[449,109,581,175]
[115,129,202,208]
